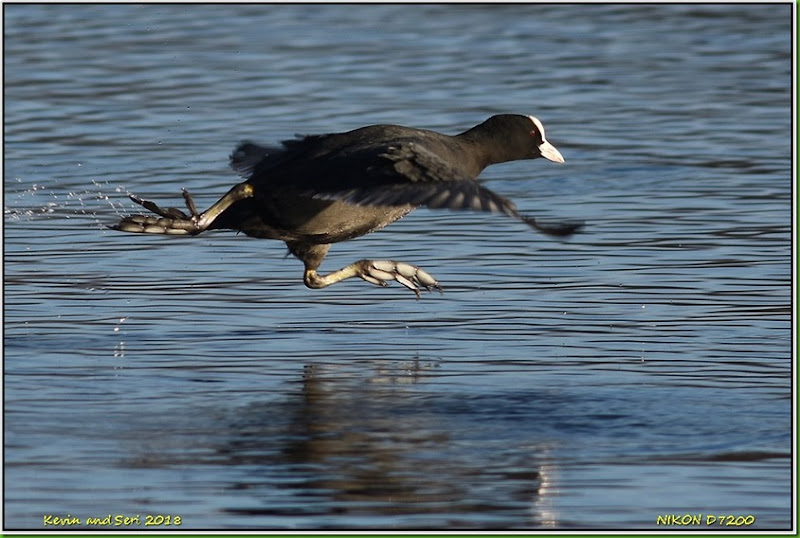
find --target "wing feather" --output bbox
[229,136,583,237]
[232,138,516,216]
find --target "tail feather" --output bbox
[230,142,275,178]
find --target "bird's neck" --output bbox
[454,129,504,175]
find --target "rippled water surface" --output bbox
[3,4,794,531]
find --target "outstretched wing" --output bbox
[314,180,516,213]
[305,139,520,218]
[228,137,583,237]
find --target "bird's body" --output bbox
[114,114,580,296]
[210,188,413,244]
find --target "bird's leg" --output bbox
[191,183,254,230]
[115,182,255,235]
[288,242,441,298]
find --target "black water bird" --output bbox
[114,114,582,296]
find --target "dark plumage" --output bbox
[114,114,582,296]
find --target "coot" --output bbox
[114,114,581,296]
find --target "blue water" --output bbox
[3,4,794,531]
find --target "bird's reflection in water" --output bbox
[217,358,559,529]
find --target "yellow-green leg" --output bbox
[288,242,441,298]
[114,182,255,235]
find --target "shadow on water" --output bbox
[113,358,561,529]
[89,350,789,530]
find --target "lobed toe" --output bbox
[360,260,440,296]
